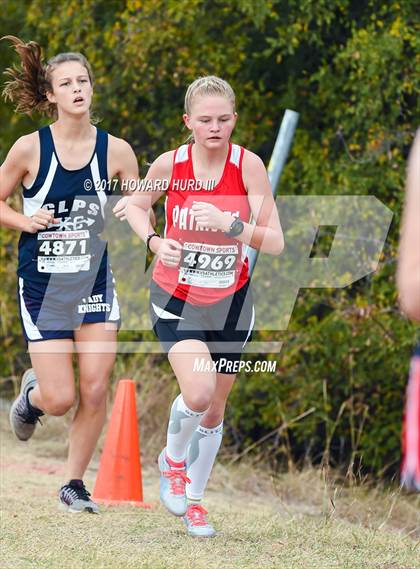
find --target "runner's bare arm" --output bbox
[108,136,140,220]
[108,135,139,187]
[0,134,56,233]
[242,150,284,254]
[397,130,420,321]
[191,150,284,255]
[126,150,174,250]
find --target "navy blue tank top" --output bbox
[18,126,111,284]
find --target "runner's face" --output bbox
[47,61,93,116]
[183,95,237,149]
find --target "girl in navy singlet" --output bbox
[0,36,137,512]
[127,76,284,535]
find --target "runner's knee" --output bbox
[183,391,213,413]
[203,403,226,425]
[42,393,74,416]
[79,378,108,410]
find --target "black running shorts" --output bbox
[150,280,255,374]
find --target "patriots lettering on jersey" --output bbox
[172,205,240,232]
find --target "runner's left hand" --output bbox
[191,202,233,231]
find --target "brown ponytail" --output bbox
[1,35,50,115]
[2,35,94,117]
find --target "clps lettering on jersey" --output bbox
[153,142,251,305]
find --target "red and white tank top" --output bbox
[152,142,251,305]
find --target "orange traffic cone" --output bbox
[93,379,151,508]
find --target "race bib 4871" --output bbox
[37,230,91,273]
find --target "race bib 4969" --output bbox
[178,242,238,288]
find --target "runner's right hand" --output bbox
[25,208,58,233]
[154,238,182,267]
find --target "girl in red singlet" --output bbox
[397,129,420,492]
[127,76,284,536]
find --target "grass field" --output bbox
[1,408,419,569]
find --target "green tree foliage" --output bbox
[0,0,418,476]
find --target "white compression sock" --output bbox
[186,421,223,501]
[166,394,207,463]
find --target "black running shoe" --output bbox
[58,479,99,513]
[9,369,44,441]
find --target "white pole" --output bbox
[247,109,299,275]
